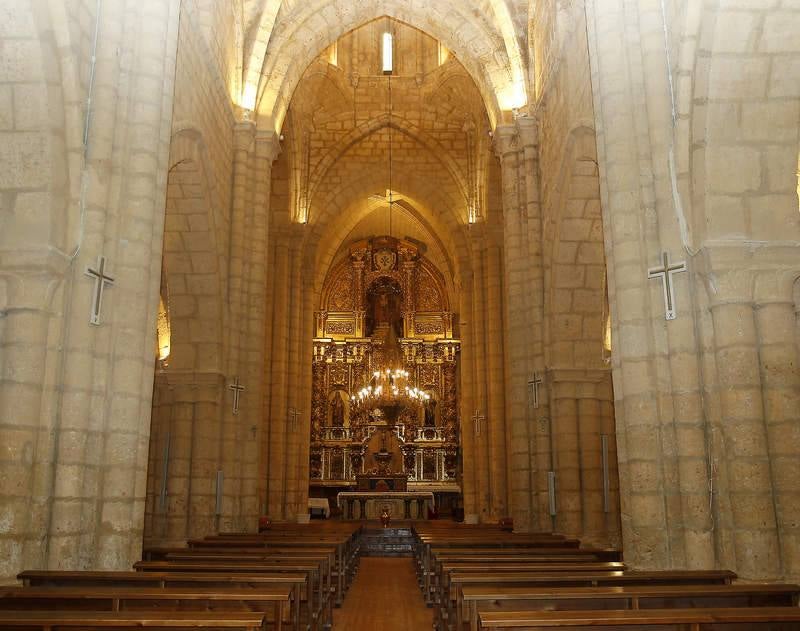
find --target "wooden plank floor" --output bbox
[333,557,434,630]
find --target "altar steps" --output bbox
[360,527,415,557]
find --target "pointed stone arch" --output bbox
[246,4,527,130]
[306,113,471,208]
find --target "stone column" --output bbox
[0,255,68,577]
[585,0,680,569]
[577,389,602,542]
[485,242,508,520]
[283,232,304,521]
[459,272,479,521]
[292,278,316,522]
[467,232,490,522]
[219,121,256,532]
[239,131,280,527]
[519,117,549,534]
[266,234,291,519]
[42,0,181,572]
[494,125,529,528]
[706,265,781,580]
[754,273,800,582]
[552,381,581,535]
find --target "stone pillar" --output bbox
[552,384,581,535]
[467,233,491,522]
[577,391,602,542]
[292,279,316,522]
[706,266,781,579]
[0,257,68,578]
[519,117,549,534]
[459,272,479,521]
[585,0,681,569]
[283,232,304,521]
[494,125,527,528]
[485,243,508,520]
[266,234,291,519]
[39,0,181,573]
[754,274,800,582]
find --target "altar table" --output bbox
[336,491,434,520]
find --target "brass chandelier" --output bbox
[351,367,430,413]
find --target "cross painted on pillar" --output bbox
[288,407,300,432]
[528,372,543,409]
[228,377,245,415]
[648,251,687,320]
[85,256,115,326]
[472,410,486,437]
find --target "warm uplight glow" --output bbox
[241,82,258,112]
[329,41,338,66]
[497,80,527,111]
[157,296,171,361]
[604,313,612,353]
[382,32,393,74]
[438,41,450,66]
[467,200,479,224]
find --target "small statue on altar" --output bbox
[423,397,437,427]
[330,391,345,426]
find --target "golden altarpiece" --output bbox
[310,237,461,512]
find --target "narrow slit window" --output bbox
[382,32,393,74]
[438,41,450,66]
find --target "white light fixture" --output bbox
[382,32,393,74]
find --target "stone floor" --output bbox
[333,557,433,630]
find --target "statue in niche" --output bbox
[329,391,345,427]
[423,397,437,427]
[366,277,403,337]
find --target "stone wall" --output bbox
[143,0,279,545]
[0,0,181,583]
[585,0,800,581]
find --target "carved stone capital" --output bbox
[0,247,70,312]
[695,241,800,306]
[515,116,539,148]
[493,124,519,160]
[255,130,282,163]
[233,120,257,150]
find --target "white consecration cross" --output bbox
[528,372,543,409]
[288,407,300,431]
[228,376,245,415]
[85,256,115,326]
[648,251,687,320]
[472,409,485,437]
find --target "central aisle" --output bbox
[333,557,434,630]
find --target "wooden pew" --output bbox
[445,570,737,631]
[18,570,306,631]
[186,531,360,603]
[416,536,584,604]
[0,586,291,631]
[0,610,265,630]
[463,584,800,631]
[434,562,627,615]
[183,543,355,605]
[164,552,334,601]
[133,560,328,631]
[478,607,800,629]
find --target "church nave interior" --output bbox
[0,1,799,629]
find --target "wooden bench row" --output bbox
[410,523,800,631]
[2,522,363,631]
